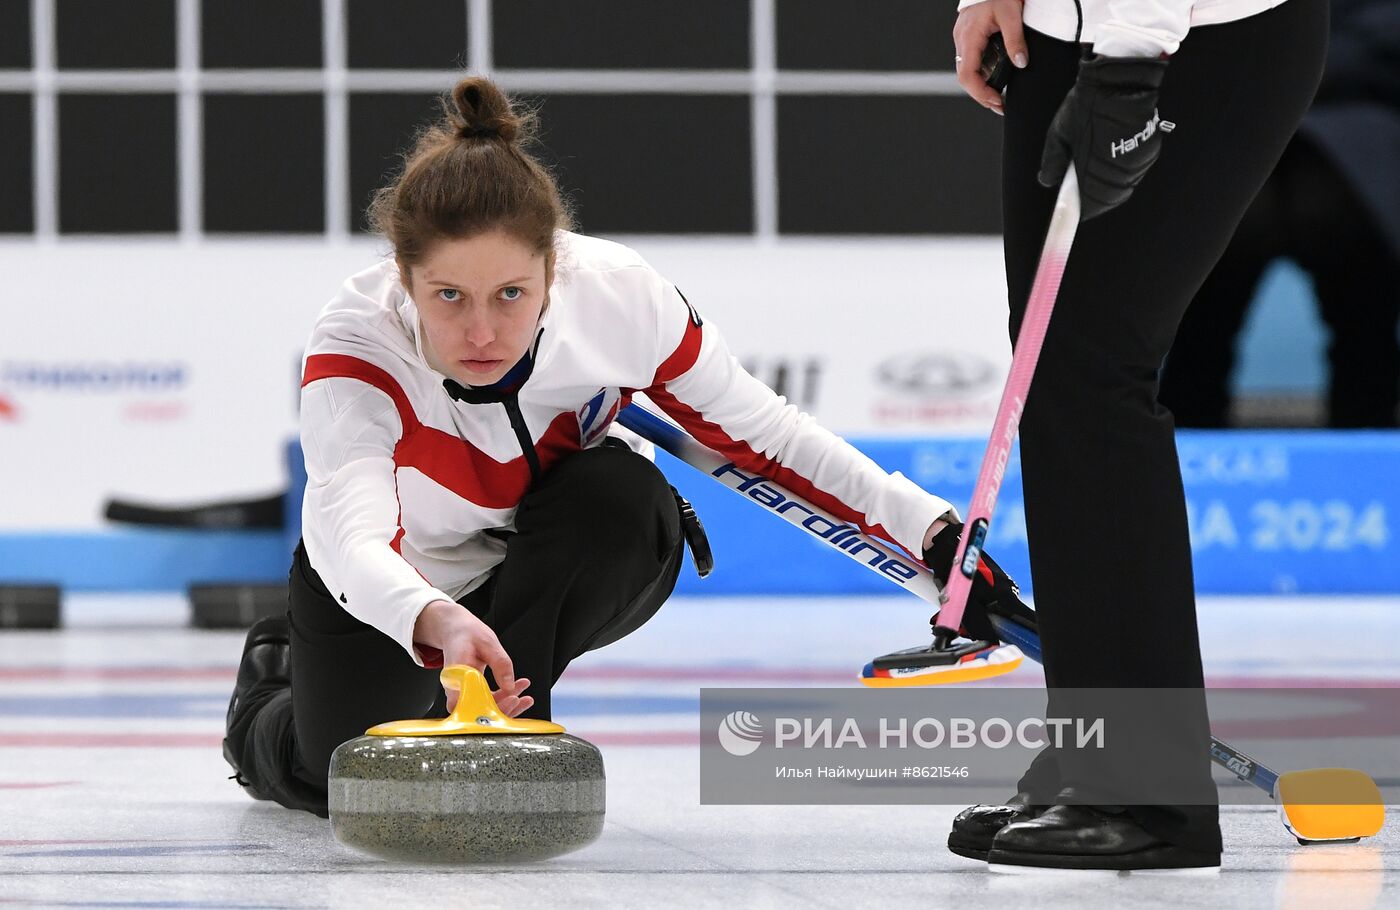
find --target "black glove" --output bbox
[922,522,1036,643]
[1038,54,1171,221]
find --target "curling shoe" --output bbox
[987,799,1221,873]
[947,793,1046,861]
[222,615,292,799]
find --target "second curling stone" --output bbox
[328,665,605,863]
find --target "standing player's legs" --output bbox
[226,443,684,815]
[999,0,1327,854]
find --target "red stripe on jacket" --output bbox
[652,315,703,386]
[644,381,909,558]
[302,353,582,513]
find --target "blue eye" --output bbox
[501,287,524,301]
[438,288,461,302]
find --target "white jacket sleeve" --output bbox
[642,279,957,557]
[1094,0,1193,56]
[300,375,456,665]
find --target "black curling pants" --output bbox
[1000,0,1327,852]
[240,445,685,817]
[1160,134,1400,428]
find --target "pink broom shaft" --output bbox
[935,165,1081,636]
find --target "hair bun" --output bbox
[449,76,523,144]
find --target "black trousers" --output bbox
[242,445,685,816]
[1000,0,1327,851]
[1160,135,1400,428]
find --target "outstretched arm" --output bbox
[640,278,958,559]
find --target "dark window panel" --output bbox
[524,93,752,233]
[346,0,466,70]
[778,95,1001,234]
[0,94,33,232]
[56,0,175,70]
[494,0,749,70]
[59,93,177,233]
[203,93,323,232]
[348,92,443,233]
[202,0,321,68]
[58,94,178,234]
[776,0,956,71]
[0,0,32,69]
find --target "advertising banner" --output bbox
[664,431,1400,597]
[2,240,1394,595]
[0,238,1010,531]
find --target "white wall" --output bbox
[0,236,1010,530]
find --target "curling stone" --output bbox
[328,665,604,863]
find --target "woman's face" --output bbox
[407,230,552,387]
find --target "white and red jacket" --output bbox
[300,231,955,664]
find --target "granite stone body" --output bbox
[328,732,606,863]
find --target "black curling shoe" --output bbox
[948,793,1045,861]
[988,803,1221,873]
[222,615,292,799]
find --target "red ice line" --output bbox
[0,731,698,749]
[1,665,1395,687]
[2,686,1398,749]
[0,665,860,682]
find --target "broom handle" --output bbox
[935,165,1081,637]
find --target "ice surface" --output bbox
[0,593,1394,908]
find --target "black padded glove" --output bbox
[1038,54,1172,221]
[922,522,1036,643]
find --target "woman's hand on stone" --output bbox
[414,599,534,717]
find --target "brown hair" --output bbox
[367,76,572,276]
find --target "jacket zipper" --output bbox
[502,393,542,484]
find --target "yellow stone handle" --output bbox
[365,665,565,737]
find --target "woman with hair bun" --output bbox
[219,76,1029,818]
